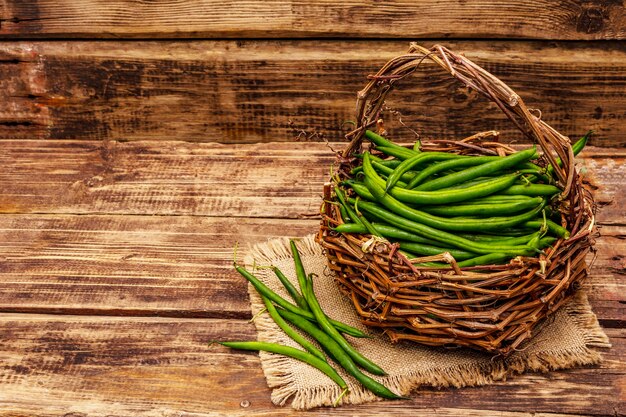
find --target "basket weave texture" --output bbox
[316,43,596,355]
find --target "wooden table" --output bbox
[0,2,624,416]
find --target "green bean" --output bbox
[272,267,308,312]
[333,222,439,245]
[290,240,311,311]
[373,160,417,183]
[374,146,418,160]
[335,222,536,248]
[414,146,537,191]
[385,152,471,192]
[362,152,519,205]
[412,253,513,268]
[374,159,403,169]
[363,174,546,232]
[261,295,326,362]
[546,132,590,178]
[420,196,545,217]
[407,155,502,188]
[277,309,405,400]
[345,198,536,256]
[364,130,415,153]
[540,236,558,248]
[398,241,476,260]
[303,274,386,376]
[527,232,541,250]
[457,253,512,267]
[344,180,377,202]
[334,186,364,227]
[351,154,402,176]
[523,220,570,238]
[234,265,368,338]
[458,232,539,245]
[338,204,351,223]
[348,179,546,230]
[500,184,561,196]
[352,203,382,237]
[441,176,496,190]
[453,194,536,205]
[219,341,347,392]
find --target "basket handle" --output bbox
[343,43,576,197]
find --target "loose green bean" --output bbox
[414,146,537,191]
[235,265,368,338]
[362,152,519,205]
[290,240,311,311]
[277,309,405,400]
[219,341,347,392]
[261,295,326,361]
[272,267,308,311]
[303,274,386,376]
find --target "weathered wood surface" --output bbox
[0,141,622,221]
[0,141,621,320]
[0,141,623,416]
[1,41,625,146]
[0,214,622,325]
[0,315,623,417]
[0,1,624,40]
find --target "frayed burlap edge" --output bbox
[244,235,611,410]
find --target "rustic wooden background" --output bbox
[0,1,624,416]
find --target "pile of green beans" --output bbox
[214,241,405,404]
[333,130,590,267]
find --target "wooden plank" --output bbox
[0,314,622,416]
[0,213,622,325]
[0,215,317,318]
[0,141,622,223]
[0,41,625,146]
[0,1,624,40]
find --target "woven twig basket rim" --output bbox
[342,42,577,197]
[317,42,597,355]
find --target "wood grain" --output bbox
[0,213,622,325]
[0,141,623,223]
[0,1,624,40]
[0,315,622,416]
[0,41,625,146]
[0,215,316,317]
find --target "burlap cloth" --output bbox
[244,235,611,410]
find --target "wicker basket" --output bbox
[316,43,596,355]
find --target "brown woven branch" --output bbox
[317,43,596,355]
